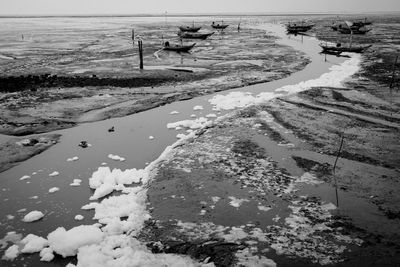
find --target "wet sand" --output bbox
[142,15,400,266]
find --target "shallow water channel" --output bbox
[0,21,351,266]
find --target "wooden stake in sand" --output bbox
[138,40,144,70]
[332,135,345,207]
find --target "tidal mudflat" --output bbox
[0,17,307,136]
[0,14,399,267]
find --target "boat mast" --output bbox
[349,30,353,48]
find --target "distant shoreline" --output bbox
[1,11,399,19]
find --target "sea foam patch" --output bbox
[208,54,361,111]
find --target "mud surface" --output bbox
[142,15,400,266]
[0,17,308,136]
[0,134,61,173]
[144,94,399,265]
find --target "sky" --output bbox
[1,0,399,15]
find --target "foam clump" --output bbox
[108,154,125,162]
[49,171,59,177]
[39,247,54,262]
[228,197,250,208]
[67,235,211,267]
[74,215,84,221]
[3,244,19,260]
[19,175,31,181]
[208,92,256,111]
[23,211,44,222]
[193,105,203,110]
[88,167,147,200]
[167,117,210,130]
[21,234,48,253]
[48,187,60,193]
[205,113,217,118]
[47,225,104,257]
[70,179,82,186]
[67,156,79,162]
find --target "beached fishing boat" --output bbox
[338,27,371,35]
[178,25,201,32]
[352,18,372,27]
[286,22,314,33]
[163,41,196,52]
[320,43,372,53]
[211,21,229,30]
[332,18,372,31]
[177,31,214,40]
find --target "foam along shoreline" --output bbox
[1,24,361,266]
[208,53,361,111]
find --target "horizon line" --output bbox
[1,11,400,18]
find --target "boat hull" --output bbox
[178,32,214,40]
[178,26,201,32]
[211,24,229,30]
[320,44,372,53]
[163,43,196,52]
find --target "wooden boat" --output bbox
[163,41,196,52]
[211,22,229,30]
[177,31,214,40]
[320,43,372,54]
[178,25,201,32]
[331,23,360,31]
[352,19,372,27]
[338,27,371,35]
[286,22,314,33]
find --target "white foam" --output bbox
[107,154,125,162]
[67,156,79,162]
[208,54,361,111]
[47,225,104,257]
[39,247,54,262]
[228,197,250,208]
[70,179,82,186]
[81,203,99,210]
[296,172,323,185]
[167,117,211,130]
[74,215,84,221]
[19,175,31,181]
[88,167,147,200]
[3,244,19,260]
[193,105,204,110]
[48,187,60,193]
[205,113,217,118]
[49,171,59,177]
[257,205,272,212]
[21,234,48,253]
[22,211,44,222]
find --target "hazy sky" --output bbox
[1,0,399,15]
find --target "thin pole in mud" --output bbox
[138,40,143,70]
[389,55,398,89]
[332,135,345,207]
